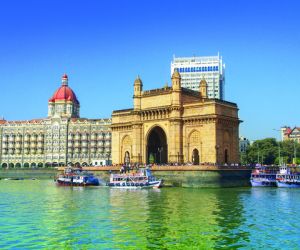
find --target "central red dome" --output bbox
[49,74,79,104]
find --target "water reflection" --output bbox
[212,189,249,249]
[1,181,300,249]
[141,188,249,249]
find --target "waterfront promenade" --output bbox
[57,165,252,188]
[0,165,251,187]
[57,164,251,172]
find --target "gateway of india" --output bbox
[112,70,240,165]
[0,74,111,168]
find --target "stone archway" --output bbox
[188,130,201,163]
[146,126,168,164]
[121,135,132,164]
[224,149,229,164]
[45,162,52,168]
[52,162,58,168]
[2,163,7,168]
[124,151,130,165]
[192,148,200,165]
[15,163,22,168]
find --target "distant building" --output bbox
[170,54,225,99]
[239,136,250,153]
[0,74,111,168]
[281,126,300,142]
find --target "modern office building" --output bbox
[171,54,225,99]
[0,74,112,168]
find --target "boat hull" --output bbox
[56,178,99,186]
[250,180,276,187]
[107,180,162,189]
[276,181,300,188]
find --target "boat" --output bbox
[107,167,163,188]
[55,167,99,186]
[250,166,277,187]
[276,166,300,188]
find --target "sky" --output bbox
[0,0,299,141]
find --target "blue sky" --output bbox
[0,0,299,140]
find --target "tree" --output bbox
[149,153,155,164]
[246,138,278,165]
[243,138,300,165]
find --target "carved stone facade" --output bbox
[0,74,111,168]
[111,70,240,165]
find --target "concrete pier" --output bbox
[58,165,252,188]
[0,165,251,187]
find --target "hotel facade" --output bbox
[0,74,111,168]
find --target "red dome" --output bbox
[49,85,79,104]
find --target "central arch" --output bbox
[146,126,168,164]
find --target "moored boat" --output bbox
[276,166,300,188]
[55,167,99,186]
[250,166,277,187]
[107,167,163,188]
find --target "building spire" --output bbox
[62,73,68,86]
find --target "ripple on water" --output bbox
[1,182,300,249]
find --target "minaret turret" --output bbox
[133,76,143,110]
[171,69,181,106]
[171,69,181,91]
[200,78,208,99]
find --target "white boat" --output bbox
[250,166,277,187]
[276,166,300,188]
[107,167,163,188]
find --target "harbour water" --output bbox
[0,180,300,249]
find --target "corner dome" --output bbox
[49,74,79,104]
[134,75,142,85]
[172,69,181,79]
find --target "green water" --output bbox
[0,180,300,249]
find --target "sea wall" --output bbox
[0,169,56,179]
[91,169,251,188]
[0,165,251,187]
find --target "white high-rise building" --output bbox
[171,54,225,99]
